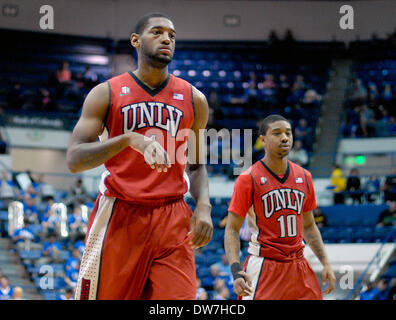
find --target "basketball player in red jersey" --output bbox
[225,115,336,300]
[66,13,213,300]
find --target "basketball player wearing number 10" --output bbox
[225,115,336,300]
[66,13,213,299]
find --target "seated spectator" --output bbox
[40,203,61,241]
[276,74,290,106]
[349,78,367,105]
[0,276,13,300]
[64,260,80,289]
[35,174,55,202]
[83,66,98,87]
[377,201,396,227]
[360,281,377,300]
[382,167,396,203]
[364,175,381,203]
[359,105,376,137]
[12,219,36,250]
[56,61,72,84]
[213,254,231,278]
[373,279,389,300]
[67,178,90,207]
[0,131,7,154]
[36,233,62,265]
[68,205,88,243]
[196,278,207,300]
[294,119,313,150]
[346,168,363,204]
[65,248,82,272]
[59,288,74,300]
[22,194,39,225]
[11,286,24,300]
[387,278,396,300]
[313,207,328,228]
[198,290,209,300]
[73,234,86,255]
[0,170,19,208]
[330,164,347,204]
[288,140,309,167]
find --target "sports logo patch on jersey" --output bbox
[296,177,303,183]
[173,93,184,100]
[260,177,267,185]
[120,86,130,96]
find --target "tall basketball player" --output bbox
[224,115,336,300]
[66,13,213,300]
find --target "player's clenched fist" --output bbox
[128,133,171,172]
[233,271,253,297]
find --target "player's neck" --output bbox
[133,63,169,89]
[262,155,288,175]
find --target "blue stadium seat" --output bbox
[19,250,42,260]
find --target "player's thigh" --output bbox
[142,237,196,300]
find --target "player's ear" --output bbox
[131,33,140,49]
[259,134,265,145]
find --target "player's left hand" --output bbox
[321,264,336,294]
[188,203,213,249]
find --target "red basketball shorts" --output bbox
[74,194,196,300]
[239,254,322,300]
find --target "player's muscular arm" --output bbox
[186,86,213,249]
[225,211,252,296]
[303,211,336,294]
[66,83,168,173]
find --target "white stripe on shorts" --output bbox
[242,255,265,300]
[74,195,116,300]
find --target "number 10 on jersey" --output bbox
[277,214,297,238]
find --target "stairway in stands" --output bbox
[0,238,42,300]
[310,59,353,178]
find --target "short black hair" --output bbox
[259,114,291,136]
[134,12,172,34]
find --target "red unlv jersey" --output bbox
[228,160,316,261]
[99,72,195,204]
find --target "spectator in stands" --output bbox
[313,207,328,228]
[213,286,230,300]
[389,117,396,136]
[40,202,60,241]
[359,105,376,137]
[0,276,13,300]
[11,219,35,249]
[387,278,396,300]
[67,178,90,207]
[196,278,207,300]
[377,201,396,227]
[294,118,313,150]
[59,288,74,300]
[276,74,290,106]
[7,83,24,110]
[301,88,321,110]
[83,66,98,87]
[36,233,62,265]
[22,194,39,225]
[367,82,378,101]
[198,290,209,300]
[11,286,24,300]
[212,254,231,278]
[73,233,86,255]
[56,61,72,84]
[346,168,363,204]
[37,88,54,111]
[349,78,367,105]
[68,205,87,245]
[288,140,309,167]
[382,166,396,203]
[35,173,55,202]
[364,175,381,203]
[259,73,277,105]
[374,278,390,300]
[360,281,378,300]
[381,83,393,105]
[0,130,7,154]
[330,164,347,204]
[64,260,80,289]
[340,120,354,138]
[55,61,72,99]
[0,170,19,208]
[65,248,82,272]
